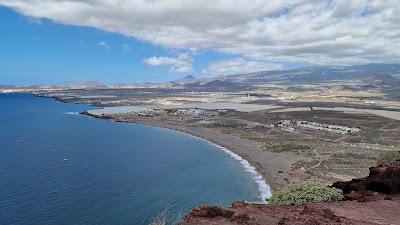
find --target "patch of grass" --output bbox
[291,160,319,170]
[325,153,376,166]
[377,150,400,166]
[268,181,343,205]
[264,140,313,153]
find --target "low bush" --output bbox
[264,141,312,153]
[377,150,400,166]
[268,181,343,205]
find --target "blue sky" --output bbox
[0,7,246,85]
[1,1,397,85]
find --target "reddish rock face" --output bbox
[181,163,400,225]
[189,205,234,219]
[332,163,400,195]
[181,198,400,225]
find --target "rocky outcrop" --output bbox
[181,196,400,225]
[189,205,235,219]
[181,163,400,225]
[332,163,400,195]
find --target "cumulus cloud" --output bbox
[98,41,110,50]
[143,53,193,72]
[1,0,399,65]
[204,58,283,75]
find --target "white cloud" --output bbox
[204,58,282,75]
[1,0,399,65]
[143,53,193,73]
[98,41,110,50]
[122,44,131,53]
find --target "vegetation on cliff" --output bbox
[377,150,400,166]
[269,181,343,205]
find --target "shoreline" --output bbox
[38,94,304,194]
[127,119,280,193]
[80,111,302,193]
[39,93,300,195]
[152,124,272,203]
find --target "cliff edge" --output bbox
[181,163,400,225]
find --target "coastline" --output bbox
[81,110,303,193]
[138,121,273,201]
[29,93,298,197]
[34,94,304,194]
[152,124,272,203]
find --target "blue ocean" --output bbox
[0,94,267,225]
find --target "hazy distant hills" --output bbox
[62,81,109,89]
[3,64,400,91]
[215,63,400,84]
[171,75,197,85]
[166,63,400,93]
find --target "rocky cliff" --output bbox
[181,163,400,225]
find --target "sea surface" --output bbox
[0,94,268,225]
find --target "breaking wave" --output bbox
[176,130,272,203]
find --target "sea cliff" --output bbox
[181,163,400,225]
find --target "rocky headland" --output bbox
[181,163,400,225]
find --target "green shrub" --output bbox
[268,181,343,205]
[377,150,400,166]
[264,141,312,153]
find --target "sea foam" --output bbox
[174,130,272,203]
[68,114,272,202]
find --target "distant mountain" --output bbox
[170,63,400,94]
[9,63,400,92]
[220,63,400,84]
[63,81,109,89]
[183,79,246,91]
[172,75,197,85]
[182,75,196,80]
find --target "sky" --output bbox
[0,0,399,85]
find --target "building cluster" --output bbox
[173,109,220,120]
[133,107,220,120]
[274,120,360,134]
[242,121,272,129]
[136,108,167,117]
